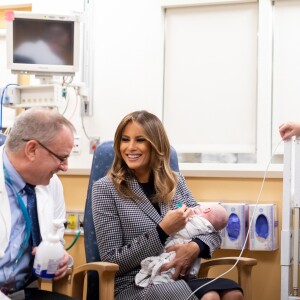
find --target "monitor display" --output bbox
[6,11,80,77]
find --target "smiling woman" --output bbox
[91,110,243,300]
[120,121,151,183]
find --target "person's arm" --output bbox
[160,174,221,278]
[50,175,66,242]
[156,224,169,244]
[92,177,167,276]
[191,238,210,258]
[279,122,300,140]
[46,175,72,279]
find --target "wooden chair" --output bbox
[51,262,119,300]
[199,257,257,300]
[41,256,256,300]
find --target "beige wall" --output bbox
[186,177,282,300]
[60,175,89,267]
[59,174,283,300]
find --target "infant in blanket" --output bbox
[135,203,228,287]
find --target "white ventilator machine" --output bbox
[281,138,300,299]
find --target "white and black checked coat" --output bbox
[92,172,221,300]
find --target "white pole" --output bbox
[281,140,293,299]
[293,207,299,296]
[293,139,300,296]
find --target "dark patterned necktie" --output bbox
[24,183,41,247]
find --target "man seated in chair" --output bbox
[0,108,75,300]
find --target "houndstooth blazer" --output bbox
[92,172,221,300]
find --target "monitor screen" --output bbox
[6,11,80,77]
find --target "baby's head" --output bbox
[193,204,228,231]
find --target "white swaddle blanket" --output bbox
[135,216,216,287]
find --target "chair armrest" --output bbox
[199,257,257,273]
[71,262,119,300]
[198,257,257,300]
[42,267,73,295]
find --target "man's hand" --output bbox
[32,247,73,280]
[32,247,72,280]
[160,241,200,279]
[54,251,72,280]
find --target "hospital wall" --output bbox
[59,174,283,300]
[0,1,293,299]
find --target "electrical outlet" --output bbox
[66,213,77,230]
[77,212,84,229]
[72,136,81,155]
[89,137,100,154]
[65,210,84,235]
[80,97,93,117]
[79,85,93,117]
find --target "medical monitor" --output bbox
[6,11,80,77]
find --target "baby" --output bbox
[135,203,228,287]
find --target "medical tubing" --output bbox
[185,140,283,300]
[65,230,81,251]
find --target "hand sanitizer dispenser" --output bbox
[33,219,65,278]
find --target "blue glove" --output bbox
[226,213,240,241]
[255,214,269,239]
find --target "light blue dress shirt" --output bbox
[0,149,33,291]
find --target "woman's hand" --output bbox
[160,242,200,279]
[159,204,191,236]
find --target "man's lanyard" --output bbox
[3,165,31,268]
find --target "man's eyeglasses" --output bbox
[22,139,69,163]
